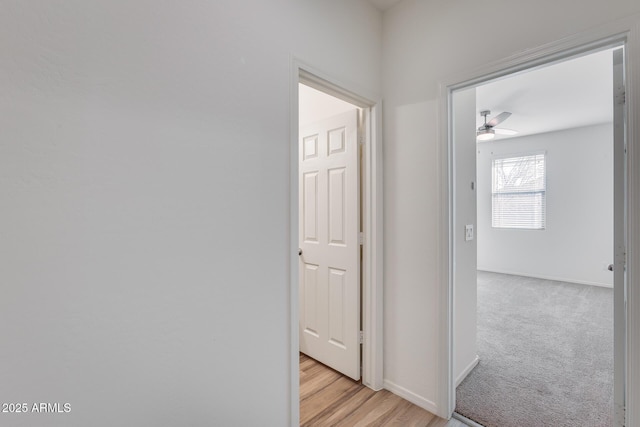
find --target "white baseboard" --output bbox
[476,267,613,288]
[456,355,479,387]
[383,379,439,416]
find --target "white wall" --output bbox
[0,1,381,426]
[452,88,478,386]
[477,124,614,287]
[381,0,640,417]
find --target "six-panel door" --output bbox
[299,109,360,380]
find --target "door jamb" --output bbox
[439,17,640,423]
[289,58,384,426]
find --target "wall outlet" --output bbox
[465,224,474,241]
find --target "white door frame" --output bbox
[438,16,640,425]
[289,58,384,426]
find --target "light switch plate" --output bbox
[465,224,474,241]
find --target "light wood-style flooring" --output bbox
[300,353,467,426]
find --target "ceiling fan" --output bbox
[476,110,518,141]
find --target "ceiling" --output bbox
[368,0,402,11]
[475,48,615,141]
[365,2,614,141]
[299,84,358,127]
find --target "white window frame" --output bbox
[491,151,547,230]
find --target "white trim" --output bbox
[443,19,634,92]
[625,16,640,427]
[612,45,626,427]
[383,379,439,415]
[456,355,480,388]
[288,58,300,427]
[452,412,487,427]
[440,14,640,424]
[299,69,375,109]
[437,80,455,419]
[361,97,385,391]
[289,57,384,425]
[477,268,613,289]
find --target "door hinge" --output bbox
[359,331,364,344]
[359,232,364,245]
[615,402,625,426]
[625,250,628,271]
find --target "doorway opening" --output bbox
[290,64,384,425]
[449,44,626,427]
[298,83,363,381]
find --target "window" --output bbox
[492,152,546,229]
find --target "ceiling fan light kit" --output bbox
[476,109,517,141]
[476,127,495,141]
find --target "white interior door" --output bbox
[299,109,360,380]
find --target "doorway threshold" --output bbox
[452,412,485,427]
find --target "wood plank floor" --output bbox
[300,353,467,427]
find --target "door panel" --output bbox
[302,263,319,337]
[328,267,346,347]
[302,172,319,243]
[299,109,360,380]
[328,168,346,245]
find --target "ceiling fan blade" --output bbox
[487,111,512,127]
[494,128,518,135]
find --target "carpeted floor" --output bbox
[455,271,613,427]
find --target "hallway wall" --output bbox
[381,0,640,417]
[0,1,381,426]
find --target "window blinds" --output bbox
[492,153,546,229]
